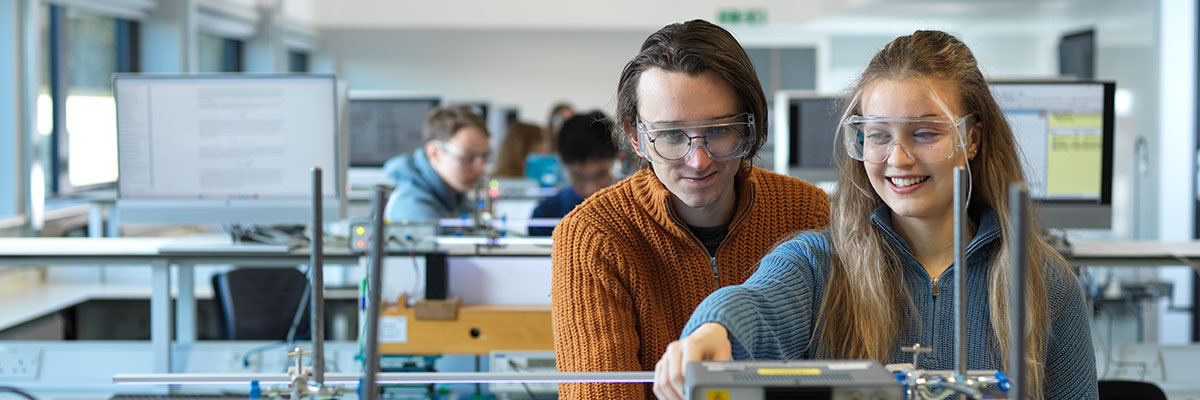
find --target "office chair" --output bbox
[211,268,310,340]
[1098,380,1168,400]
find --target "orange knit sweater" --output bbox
[551,164,830,400]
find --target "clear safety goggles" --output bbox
[636,112,755,164]
[841,114,975,164]
[437,141,490,166]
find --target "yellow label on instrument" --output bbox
[705,390,730,400]
[757,368,821,375]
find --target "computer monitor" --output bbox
[347,93,441,168]
[989,80,1115,229]
[114,74,344,225]
[772,91,841,182]
[1059,30,1095,80]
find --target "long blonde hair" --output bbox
[816,30,1067,398]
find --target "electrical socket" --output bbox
[0,349,40,380]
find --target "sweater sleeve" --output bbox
[551,216,646,400]
[682,235,828,361]
[1042,264,1100,399]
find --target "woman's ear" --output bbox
[967,121,983,159]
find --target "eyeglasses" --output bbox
[635,113,755,164]
[437,141,490,165]
[842,114,975,164]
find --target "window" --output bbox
[40,4,140,196]
[198,33,244,73]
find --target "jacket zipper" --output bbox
[710,257,720,289]
[664,182,757,290]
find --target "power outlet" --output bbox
[0,349,40,380]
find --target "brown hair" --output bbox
[613,19,766,168]
[818,30,1063,398]
[423,105,488,143]
[492,122,546,177]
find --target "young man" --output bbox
[551,20,831,399]
[383,105,490,222]
[529,110,619,236]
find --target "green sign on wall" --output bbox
[718,8,767,25]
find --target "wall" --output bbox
[320,28,650,125]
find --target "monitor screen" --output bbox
[772,91,840,183]
[789,97,840,170]
[989,81,1115,228]
[347,96,440,167]
[114,74,342,224]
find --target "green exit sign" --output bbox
[718,8,767,25]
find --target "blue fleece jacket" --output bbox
[683,205,1098,399]
[382,148,472,223]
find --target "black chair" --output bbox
[1098,380,1168,400]
[211,268,310,340]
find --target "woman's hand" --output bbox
[653,322,733,400]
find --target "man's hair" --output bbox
[613,19,767,168]
[558,111,618,165]
[423,105,489,142]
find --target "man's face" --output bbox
[565,158,616,198]
[427,125,490,193]
[630,68,743,219]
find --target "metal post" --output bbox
[150,258,172,374]
[1008,184,1030,400]
[953,167,967,378]
[361,185,387,400]
[310,167,325,385]
[177,262,196,344]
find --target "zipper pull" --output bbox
[931,277,940,297]
[711,257,719,288]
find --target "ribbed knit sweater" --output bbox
[551,164,830,400]
[684,206,1099,399]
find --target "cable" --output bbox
[240,331,312,369]
[506,359,542,400]
[0,387,37,400]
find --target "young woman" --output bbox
[652,30,1097,400]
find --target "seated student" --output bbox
[492,121,548,178]
[383,105,490,222]
[528,111,619,236]
[653,30,1097,400]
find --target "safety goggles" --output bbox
[437,141,490,166]
[636,113,755,164]
[841,114,975,164]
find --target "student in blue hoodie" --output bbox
[528,111,619,236]
[383,105,490,223]
[653,30,1097,400]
